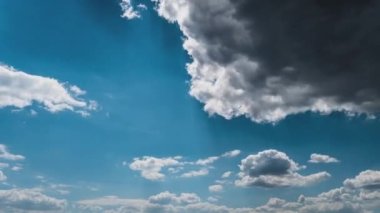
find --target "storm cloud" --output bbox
[153,0,380,122]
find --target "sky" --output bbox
[0,0,379,212]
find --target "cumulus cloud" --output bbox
[236,149,330,188]
[343,170,380,190]
[0,188,67,211]
[120,0,146,20]
[309,153,340,164]
[180,168,209,178]
[152,0,380,123]
[0,64,96,116]
[208,184,223,193]
[129,156,183,181]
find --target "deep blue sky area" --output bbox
[0,0,379,211]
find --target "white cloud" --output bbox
[0,144,25,161]
[222,150,241,158]
[0,188,67,211]
[207,196,219,203]
[74,171,380,213]
[221,171,232,179]
[149,191,201,205]
[195,156,219,166]
[0,64,96,116]
[129,150,242,181]
[120,0,146,20]
[208,184,223,193]
[343,170,380,190]
[11,165,22,171]
[236,149,330,188]
[129,156,183,181]
[180,168,209,178]
[308,153,339,164]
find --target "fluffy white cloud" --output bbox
[222,150,241,158]
[208,185,223,193]
[236,150,330,188]
[309,153,339,164]
[180,168,209,178]
[0,64,96,116]
[0,144,25,161]
[129,156,183,181]
[0,188,67,211]
[152,0,380,123]
[120,0,146,20]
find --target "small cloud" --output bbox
[120,0,146,20]
[308,153,339,164]
[222,150,241,158]
[180,168,209,178]
[207,196,219,203]
[148,191,200,205]
[208,184,223,193]
[129,156,183,181]
[195,156,219,166]
[137,3,147,10]
[221,171,232,178]
[11,165,22,172]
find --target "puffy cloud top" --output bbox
[344,170,380,190]
[236,149,330,187]
[152,0,380,123]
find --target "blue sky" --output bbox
[0,0,380,212]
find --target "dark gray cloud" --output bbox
[153,0,380,122]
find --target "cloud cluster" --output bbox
[0,188,67,212]
[75,169,380,213]
[236,150,330,187]
[0,64,96,116]
[309,153,340,164]
[0,144,25,181]
[120,0,147,20]
[152,0,380,123]
[128,149,241,181]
